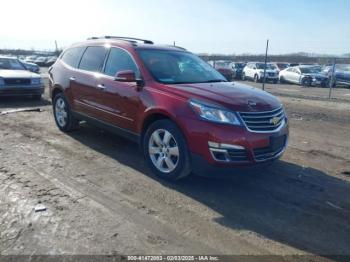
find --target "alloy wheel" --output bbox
[55,97,68,127]
[148,129,179,173]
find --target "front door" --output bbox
[95,47,141,132]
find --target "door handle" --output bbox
[97,84,106,90]
[69,76,76,81]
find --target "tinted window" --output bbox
[79,46,108,72]
[61,47,85,68]
[104,48,139,77]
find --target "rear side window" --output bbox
[104,48,139,77]
[61,47,85,68]
[79,46,108,72]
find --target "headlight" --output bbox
[0,78,4,86]
[31,78,42,85]
[190,100,242,126]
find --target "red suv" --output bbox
[49,36,288,180]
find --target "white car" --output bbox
[242,62,279,84]
[0,56,44,98]
[279,65,328,87]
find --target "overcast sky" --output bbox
[0,0,349,55]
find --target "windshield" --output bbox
[215,61,231,69]
[300,66,321,74]
[137,50,226,84]
[235,63,245,69]
[277,63,289,70]
[0,58,26,70]
[256,63,274,70]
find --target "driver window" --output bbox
[104,48,139,77]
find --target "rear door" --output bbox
[95,47,141,132]
[73,46,109,118]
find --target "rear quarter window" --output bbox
[61,47,86,68]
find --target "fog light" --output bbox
[208,141,244,150]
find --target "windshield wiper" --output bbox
[202,79,228,83]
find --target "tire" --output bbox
[53,93,79,132]
[254,74,259,83]
[280,76,286,84]
[300,78,311,87]
[143,119,191,181]
[273,79,278,84]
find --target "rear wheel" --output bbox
[53,93,79,132]
[143,120,191,181]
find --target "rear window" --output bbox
[79,46,108,72]
[61,47,85,68]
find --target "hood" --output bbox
[0,69,40,78]
[258,69,277,74]
[165,82,282,112]
[303,73,327,79]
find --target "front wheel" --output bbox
[143,120,191,181]
[254,74,259,83]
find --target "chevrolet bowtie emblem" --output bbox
[270,116,280,126]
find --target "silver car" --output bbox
[0,56,44,98]
[279,65,328,87]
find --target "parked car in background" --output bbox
[208,60,234,81]
[270,62,290,73]
[229,62,246,79]
[46,56,57,66]
[25,55,38,63]
[322,64,350,87]
[279,65,328,87]
[49,37,288,180]
[20,60,40,73]
[34,57,48,66]
[242,62,279,83]
[0,56,44,99]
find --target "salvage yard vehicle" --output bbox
[20,59,40,73]
[270,62,290,73]
[208,60,235,81]
[0,56,44,99]
[49,36,289,180]
[229,62,246,79]
[242,62,279,83]
[279,65,328,87]
[323,64,350,87]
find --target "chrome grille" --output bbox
[4,78,31,85]
[239,107,285,132]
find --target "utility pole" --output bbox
[54,40,59,55]
[329,58,336,100]
[262,39,269,91]
[173,41,176,46]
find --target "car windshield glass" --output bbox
[235,63,245,68]
[137,50,227,84]
[278,63,289,69]
[300,67,321,74]
[256,63,274,70]
[0,58,26,70]
[215,61,231,69]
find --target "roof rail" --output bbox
[87,36,154,44]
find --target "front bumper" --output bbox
[180,116,289,168]
[0,85,44,96]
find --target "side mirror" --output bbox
[115,70,136,82]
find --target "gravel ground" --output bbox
[0,83,350,259]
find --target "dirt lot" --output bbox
[1,81,350,258]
